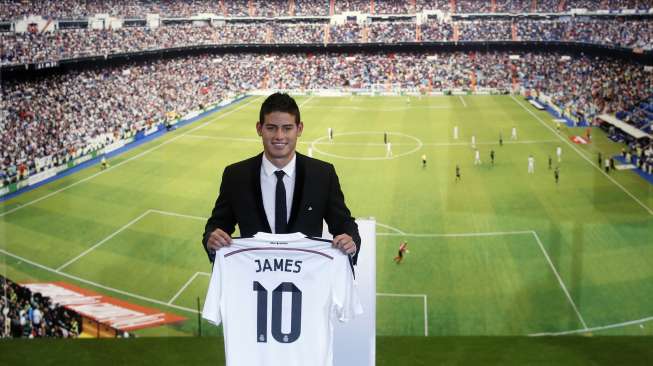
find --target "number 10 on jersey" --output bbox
[253,281,302,343]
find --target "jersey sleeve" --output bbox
[202,260,223,325]
[331,253,363,322]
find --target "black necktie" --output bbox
[274,170,287,234]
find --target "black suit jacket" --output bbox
[203,152,361,263]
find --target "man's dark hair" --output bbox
[259,92,301,125]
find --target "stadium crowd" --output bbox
[1,0,650,20]
[416,0,451,12]
[516,19,651,49]
[420,20,454,41]
[1,54,228,186]
[294,0,330,16]
[458,20,513,41]
[374,0,413,14]
[456,0,493,13]
[368,21,416,43]
[334,0,371,14]
[225,0,250,17]
[1,276,80,338]
[273,23,325,44]
[494,0,531,12]
[518,53,651,124]
[618,95,653,130]
[2,51,650,185]
[619,140,653,175]
[329,22,362,43]
[2,18,650,65]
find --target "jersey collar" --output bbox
[254,232,306,241]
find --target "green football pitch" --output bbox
[2,95,652,337]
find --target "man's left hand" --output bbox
[332,234,357,256]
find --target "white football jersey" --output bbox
[203,232,363,366]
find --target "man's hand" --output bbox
[332,234,357,256]
[207,228,232,252]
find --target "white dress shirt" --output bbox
[261,153,296,233]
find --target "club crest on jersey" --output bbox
[255,258,302,273]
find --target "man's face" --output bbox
[257,111,303,164]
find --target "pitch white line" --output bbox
[530,315,653,336]
[331,140,553,147]
[311,131,423,161]
[137,209,412,239]
[375,222,406,235]
[298,95,314,107]
[4,211,649,335]
[183,95,312,143]
[0,96,262,218]
[57,209,209,271]
[186,135,399,147]
[0,248,200,314]
[531,231,588,329]
[377,293,429,336]
[185,135,260,143]
[168,272,199,305]
[376,226,588,332]
[53,208,586,334]
[185,134,557,147]
[376,230,533,238]
[376,292,427,297]
[511,95,653,215]
[56,210,153,271]
[459,95,467,108]
[150,209,207,221]
[423,139,559,146]
[303,105,451,111]
[168,271,210,305]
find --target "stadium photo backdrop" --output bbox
[2,94,652,337]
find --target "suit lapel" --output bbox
[288,152,305,230]
[252,153,272,233]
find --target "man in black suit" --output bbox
[202,93,361,263]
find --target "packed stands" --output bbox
[458,20,513,41]
[494,0,531,13]
[1,0,651,20]
[329,22,362,43]
[273,22,326,43]
[1,275,80,338]
[563,0,653,11]
[2,51,650,186]
[420,20,454,41]
[1,0,650,189]
[617,95,653,132]
[456,0,493,14]
[335,0,371,14]
[416,0,451,12]
[295,0,330,16]
[2,17,651,65]
[225,0,251,17]
[374,0,414,14]
[368,21,416,43]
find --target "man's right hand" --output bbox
[207,228,233,251]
